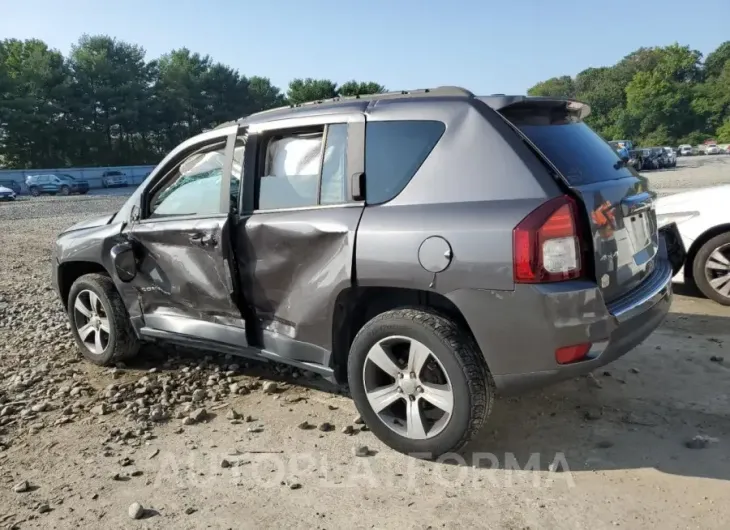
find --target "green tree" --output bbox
[704,41,730,79]
[527,75,575,98]
[286,78,338,104]
[0,38,71,168]
[248,76,286,112]
[624,45,701,144]
[338,80,386,97]
[68,35,154,165]
[716,118,730,143]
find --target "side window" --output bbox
[364,120,445,204]
[257,129,323,210]
[149,146,227,218]
[255,123,349,211]
[320,124,348,205]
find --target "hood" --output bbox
[0,186,14,194]
[656,184,730,214]
[64,214,114,233]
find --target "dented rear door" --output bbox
[233,112,366,364]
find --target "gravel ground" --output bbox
[1,160,730,529]
[644,154,730,196]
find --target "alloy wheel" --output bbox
[362,335,453,440]
[704,244,730,299]
[73,289,110,354]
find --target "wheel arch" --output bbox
[684,223,730,283]
[330,286,480,384]
[57,260,110,309]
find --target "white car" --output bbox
[0,185,16,201]
[656,185,730,304]
[678,144,693,156]
[705,144,720,155]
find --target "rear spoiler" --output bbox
[478,95,591,121]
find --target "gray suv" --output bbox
[51,87,684,457]
[26,173,90,196]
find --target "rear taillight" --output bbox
[513,195,582,283]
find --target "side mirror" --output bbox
[111,241,137,282]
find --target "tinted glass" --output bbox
[364,120,445,204]
[320,124,348,205]
[515,122,635,185]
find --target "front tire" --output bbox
[30,187,40,197]
[68,273,140,365]
[59,185,70,196]
[347,308,493,458]
[692,232,730,305]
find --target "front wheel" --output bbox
[68,273,140,365]
[347,308,493,458]
[692,232,730,306]
[59,185,70,196]
[30,187,40,197]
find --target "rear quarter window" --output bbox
[365,120,445,204]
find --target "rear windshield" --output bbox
[502,106,635,185]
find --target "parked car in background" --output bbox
[678,144,693,156]
[0,184,16,201]
[627,149,643,170]
[0,179,21,194]
[706,144,721,155]
[52,88,681,457]
[657,184,730,305]
[101,170,129,188]
[662,147,677,167]
[639,148,660,170]
[650,148,666,168]
[26,174,90,196]
[664,147,677,167]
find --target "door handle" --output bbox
[189,233,217,247]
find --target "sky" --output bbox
[0,0,727,95]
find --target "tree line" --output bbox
[527,42,730,147]
[0,35,385,169]
[2,36,729,169]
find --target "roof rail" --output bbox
[286,85,474,109]
[241,86,474,120]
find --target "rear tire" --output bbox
[692,232,730,306]
[347,307,493,458]
[59,185,70,196]
[67,273,140,365]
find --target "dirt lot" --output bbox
[1,157,729,529]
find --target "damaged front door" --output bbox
[128,126,250,347]
[235,113,366,367]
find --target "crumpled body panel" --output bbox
[235,206,362,353]
[131,216,239,324]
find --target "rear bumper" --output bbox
[447,258,674,395]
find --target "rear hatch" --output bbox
[487,97,658,303]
